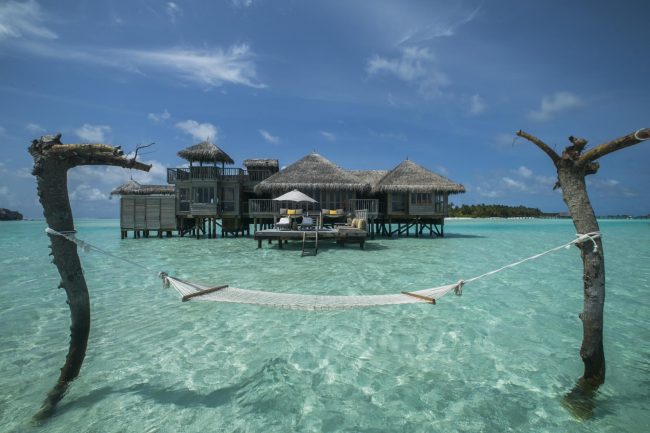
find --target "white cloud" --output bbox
[475,185,502,198]
[319,130,336,141]
[117,44,265,88]
[148,109,171,123]
[18,42,265,89]
[587,178,637,198]
[259,129,280,144]
[367,46,449,98]
[493,132,516,149]
[75,124,111,142]
[232,0,253,7]
[476,166,557,199]
[0,0,57,41]
[175,120,217,141]
[26,122,45,133]
[165,2,182,23]
[502,176,528,192]
[70,184,107,202]
[516,166,533,178]
[529,91,584,122]
[15,167,32,179]
[468,94,486,115]
[397,4,482,45]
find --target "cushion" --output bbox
[329,210,337,215]
[287,209,296,215]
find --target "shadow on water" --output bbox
[54,357,299,416]
[441,233,486,239]
[559,380,629,422]
[263,241,389,252]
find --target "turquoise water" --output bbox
[0,219,649,432]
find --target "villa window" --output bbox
[193,186,214,204]
[178,188,190,212]
[222,187,235,212]
[391,192,407,212]
[410,193,433,205]
[435,192,445,212]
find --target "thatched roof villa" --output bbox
[254,153,370,194]
[177,139,234,165]
[111,180,176,238]
[115,143,465,239]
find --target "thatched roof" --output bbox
[349,170,388,188]
[374,160,465,194]
[243,159,279,169]
[255,153,368,193]
[177,140,234,165]
[111,180,175,196]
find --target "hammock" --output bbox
[162,275,462,310]
[45,228,601,311]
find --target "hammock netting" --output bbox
[163,276,462,310]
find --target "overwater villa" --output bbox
[111,140,465,240]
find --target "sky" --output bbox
[0,0,648,218]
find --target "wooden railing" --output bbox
[247,169,274,182]
[190,203,218,215]
[247,199,280,216]
[167,167,273,183]
[348,199,379,217]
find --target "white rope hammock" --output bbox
[45,228,601,311]
[162,276,462,310]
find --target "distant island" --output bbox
[449,203,543,218]
[449,204,649,219]
[0,208,23,221]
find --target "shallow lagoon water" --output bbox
[0,218,648,432]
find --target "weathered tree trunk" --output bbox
[517,128,648,418]
[29,134,150,420]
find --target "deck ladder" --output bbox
[301,230,319,257]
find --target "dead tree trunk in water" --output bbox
[28,134,150,420]
[517,128,649,418]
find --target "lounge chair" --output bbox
[275,217,291,230]
[299,216,314,230]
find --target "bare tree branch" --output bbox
[41,143,152,171]
[578,128,649,165]
[516,130,561,164]
[134,142,155,161]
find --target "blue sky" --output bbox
[0,0,648,218]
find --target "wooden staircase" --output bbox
[301,230,319,257]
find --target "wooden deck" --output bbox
[254,227,367,249]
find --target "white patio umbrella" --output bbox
[272,189,317,203]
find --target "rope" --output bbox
[45,228,162,278]
[463,231,600,284]
[45,227,601,310]
[634,129,649,141]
